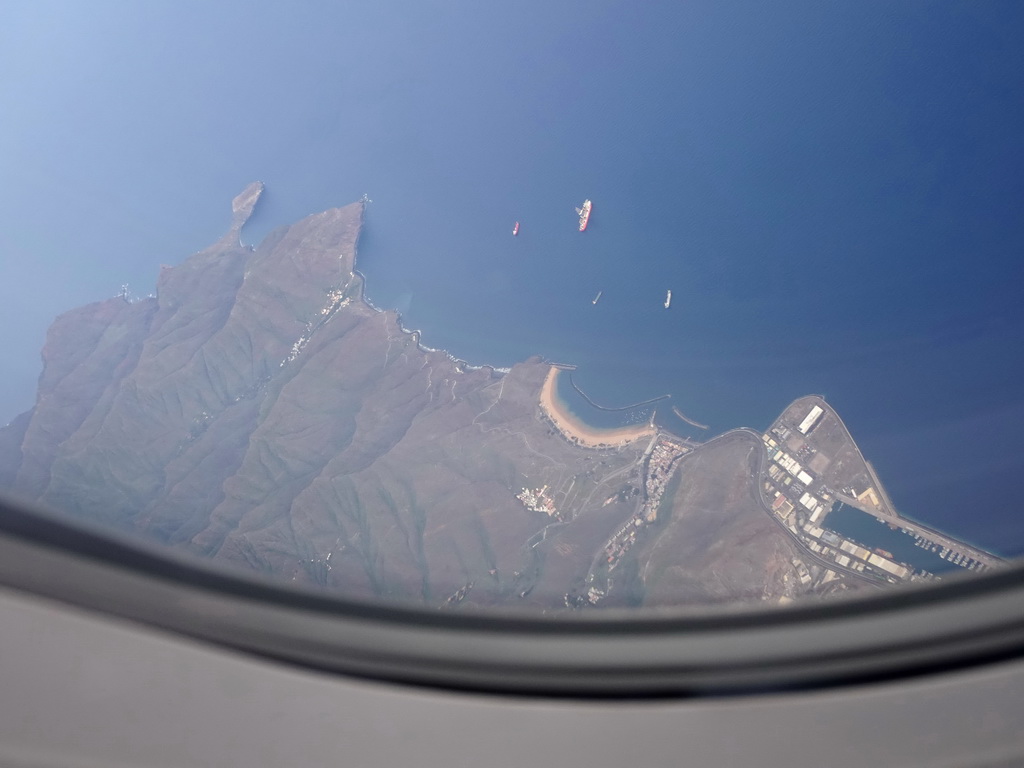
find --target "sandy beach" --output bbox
[539,367,656,448]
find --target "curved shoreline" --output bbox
[350,204,510,376]
[349,203,654,433]
[539,367,655,448]
[353,267,510,375]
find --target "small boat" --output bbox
[592,290,602,305]
[664,290,672,309]
[512,221,520,236]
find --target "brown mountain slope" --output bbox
[635,432,803,607]
[0,186,648,604]
[0,184,851,610]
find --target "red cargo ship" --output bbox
[576,199,592,231]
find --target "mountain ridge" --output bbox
[0,185,824,609]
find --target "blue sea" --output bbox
[3,2,1024,555]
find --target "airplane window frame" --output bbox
[2,494,1024,699]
